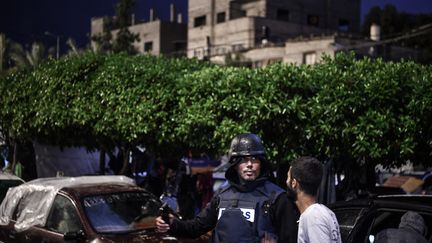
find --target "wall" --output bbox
[284,36,336,64]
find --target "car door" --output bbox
[332,206,366,243]
[333,200,432,243]
[357,207,432,243]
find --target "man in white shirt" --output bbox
[286,156,341,243]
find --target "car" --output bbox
[329,194,432,243]
[0,172,24,203]
[0,175,210,243]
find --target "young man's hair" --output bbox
[290,156,323,196]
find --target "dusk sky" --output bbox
[1,0,431,51]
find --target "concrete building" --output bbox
[282,25,421,65]
[91,4,187,56]
[187,0,361,60]
[89,1,419,67]
[283,34,361,65]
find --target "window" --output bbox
[339,19,349,32]
[193,49,201,57]
[232,44,245,52]
[144,41,153,52]
[83,191,161,233]
[307,14,319,27]
[229,8,246,20]
[46,195,82,234]
[333,208,363,242]
[194,15,206,27]
[303,52,317,65]
[216,12,226,23]
[276,9,290,22]
[216,47,226,55]
[173,41,186,52]
[367,210,432,243]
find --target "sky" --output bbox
[0,0,187,51]
[1,0,431,53]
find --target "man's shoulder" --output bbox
[302,204,326,218]
[302,204,339,226]
[262,180,285,192]
[253,180,285,201]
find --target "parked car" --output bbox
[0,175,210,243]
[329,194,432,243]
[0,172,24,203]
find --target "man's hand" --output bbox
[155,215,171,233]
[260,232,277,243]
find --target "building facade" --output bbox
[187,0,361,60]
[91,4,187,57]
[89,0,419,67]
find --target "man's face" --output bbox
[236,156,261,181]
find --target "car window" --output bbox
[367,210,432,243]
[46,195,83,234]
[82,191,161,233]
[333,208,363,242]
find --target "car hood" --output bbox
[94,230,211,242]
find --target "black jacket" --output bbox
[169,177,299,243]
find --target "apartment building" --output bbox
[187,0,361,61]
[283,24,421,65]
[90,1,419,67]
[91,4,187,56]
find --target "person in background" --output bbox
[286,156,341,243]
[156,133,299,243]
[421,171,432,195]
[195,171,214,210]
[375,211,428,243]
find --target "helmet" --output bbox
[228,133,265,161]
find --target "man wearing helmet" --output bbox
[156,133,299,243]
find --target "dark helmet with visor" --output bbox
[226,133,272,182]
[228,133,265,162]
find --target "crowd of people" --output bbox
[152,133,430,243]
[155,133,343,243]
[2,133,429,242]
[116,146,215,220]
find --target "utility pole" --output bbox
[0,33,5,72]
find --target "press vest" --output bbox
[213,181,284,243]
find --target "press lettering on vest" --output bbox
[217,208,255,222]
[240,208,255,222]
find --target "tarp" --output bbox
[33,142,110,177]
[187,158,220,167]
[383,175,424,194]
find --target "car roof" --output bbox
[329,194,432,211]
[24,175,135,189]
[60,182,144,198]
[374,194,432,209]
[0,175,136,232]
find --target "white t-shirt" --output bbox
[298,203,342,243]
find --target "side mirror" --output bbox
[64,230,86,241]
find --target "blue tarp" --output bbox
[187,158,220,167]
